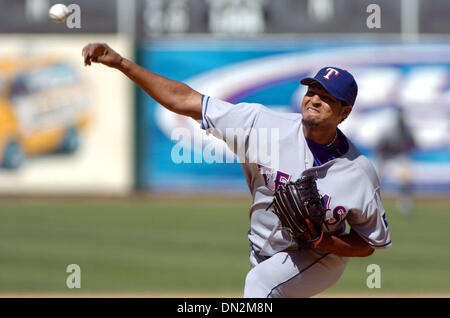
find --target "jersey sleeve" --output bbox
[201,95,263,158]
[346,189,392,249]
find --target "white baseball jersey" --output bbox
[200,95,392,258]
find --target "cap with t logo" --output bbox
[300,67,358,106]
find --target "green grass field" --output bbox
[0,196,449,297]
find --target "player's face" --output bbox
[301,84,351,129]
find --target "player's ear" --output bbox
[340,104,352,123]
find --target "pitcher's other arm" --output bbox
[314,228,375,257]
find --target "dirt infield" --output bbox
[1,292,449,298]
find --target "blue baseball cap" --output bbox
[300,67,358,106]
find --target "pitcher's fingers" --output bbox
[84,52,92,66]
[82,44,92,58]
[82,44,89,57]
[304,218,317,237]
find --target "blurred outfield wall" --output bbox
[0,36,448,196]
[136,37,450,194]
[0,35,134,195]
[0,1,448,196]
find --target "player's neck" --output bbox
[303,126,338,146]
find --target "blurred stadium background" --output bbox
[0,0,449,297]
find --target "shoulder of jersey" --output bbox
[254,103,302,122]
[345,140,381,189]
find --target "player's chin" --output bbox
[301,117,320,128]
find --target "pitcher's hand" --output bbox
[82,43,123,69]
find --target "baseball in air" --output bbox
[49,4,69,23]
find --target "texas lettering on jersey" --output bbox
[321,193,348,227]
[257,163,348,227]
[257,164,291,190]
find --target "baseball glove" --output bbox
[267,175,327,249]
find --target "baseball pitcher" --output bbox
[82,43,391,298]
